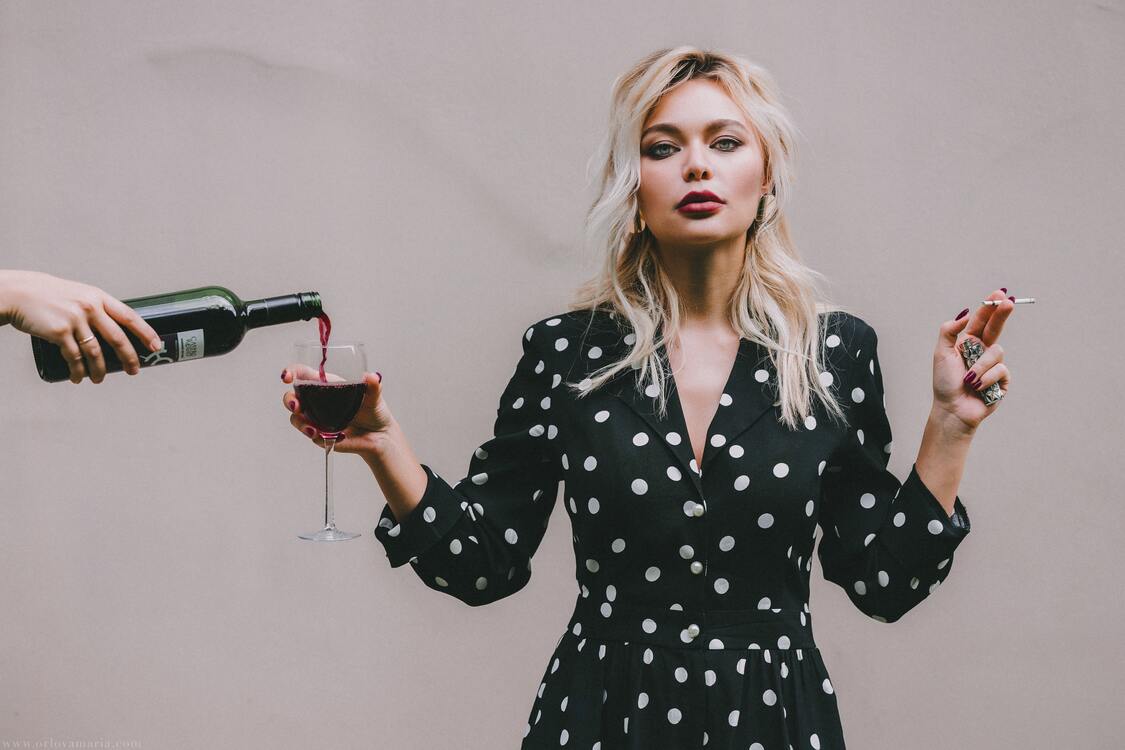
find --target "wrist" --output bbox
[358,419,404,467]
[927,404,976,442]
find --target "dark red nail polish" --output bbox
[304,426,315,436]
[963,370,975,384]
[1008,296,1015,302]
[1000,287,1007,293]
[955,308,969,320]
[280,369,288,382]
[376,371,382,383]
[287,400,295,411]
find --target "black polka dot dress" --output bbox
[374,309,971,749]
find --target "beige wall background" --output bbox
[2,0,1122,747]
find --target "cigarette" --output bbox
[982,297,1035,306]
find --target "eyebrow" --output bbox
[641,118,750,139]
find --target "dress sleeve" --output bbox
[816,322,971,623]
[372,325,563,606]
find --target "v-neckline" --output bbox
[658,334,748,473]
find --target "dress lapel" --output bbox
[591,313,778,497]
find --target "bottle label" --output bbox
[141,330,205,366]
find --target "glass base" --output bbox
[299,526,361,542]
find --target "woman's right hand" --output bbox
[280,366,395,456]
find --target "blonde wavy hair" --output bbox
[565,45,857,431]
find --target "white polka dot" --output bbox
[777,635,790,649]
[928,520,944,535]
[758,513,774,529]
[805,500,815,517]
[822,677,834,694]
[611,538,626,553]
[584,456,597,471]
[938,558,950,570]
[811,733,821,749]
[863,533,876,547]
[434,576,448,587]
[666,431,682,445]
[645,566,661,582]
[422,507,437,524]
[637,692,649,709]
[471,472,488,485]
[555,338,569,352]
[728,444,744,458]
[851,387,865,403]
[449,539,463,555]
[819,371,834,387]
[857,428,865,445]
[708,639,724,650]
[893,511,906,527]
[755,369,769,383]
[512,397,525,409]
[667,466,682,481]
[632,432,649,446]
[606,584,616,602]
[804,415,817,430]
[860,492,876,509]
[644,383,659,398]
[854,580,867,595]
[705,670,717,686]
[561,695,569,711]
[600,602,612,617]
[642,618,657,634]
[762,689,777,706]
[719,535,735,552]
[710,434,726,448]
[586,559,600,573]
[624,333,636,345]
[504,528,518,544]
[588,346,602,359]
[667,708,682,724]
[559,728,569,745]
[757,597,771,610]
[910,577,920,589]
[878,570,890,587]
[540,396,551,410]
[751,744,765,750]
[773,462,789,478]
[679,545,694,560]
[594,410,610,423]
[719,392,733,406]
[674,667,688,683]
[475,577,488,590]
[529,424,545,437]
[631,479,648,495]
[714,578,729,594]
[734,475,750,491]
[736,657,746,674]
[588,497,600,514]
[825,334,840,348]
[643,648,653,664]
[728,710,740,727]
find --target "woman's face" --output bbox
[638,78,769,248]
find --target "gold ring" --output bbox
[77,335,96,345]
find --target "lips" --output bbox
[677,190,724,209]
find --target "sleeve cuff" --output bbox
[877,462,971,572]
[373,463,465,568]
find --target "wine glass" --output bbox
[290,341,367,541]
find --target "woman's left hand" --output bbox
[932,287,1014,434]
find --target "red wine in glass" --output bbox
[294,381,365,438]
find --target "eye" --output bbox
[644,137,742,159]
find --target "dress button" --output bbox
[692,503,705,517]
[690,561,704,574]
[687,624,701,637]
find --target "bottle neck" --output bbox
[244,292,323,329]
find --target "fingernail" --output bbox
[955,308,969,320]
[280,369,288,382]
[287,400,296,412]
[376,371,382,383]
[963,370,975,384]
[1000,287,1007,293]
[150,338,163,351]
[1008,296,1015,302]
[303,426,316,437]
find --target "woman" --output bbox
[282,47,1012,748]
[1,269,162,383]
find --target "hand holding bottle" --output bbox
[281,365,393,456]
[0,270,162,383]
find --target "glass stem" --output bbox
[323,435,337,530]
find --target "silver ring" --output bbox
[77,335,96,345]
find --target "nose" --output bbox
[682,143,713,182]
